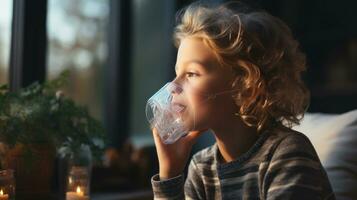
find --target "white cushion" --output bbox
[293,109,357,200]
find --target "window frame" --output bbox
[10,0,47,91]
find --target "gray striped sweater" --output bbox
[151,126,335,199]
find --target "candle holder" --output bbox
[0,169,15,200]
[65,145,92,200]
[66,167,90,200]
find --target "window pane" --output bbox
[47,0,109,120]
[0,0,13,84]
[129,0,175,147]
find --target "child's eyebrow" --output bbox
[175,60,210,73]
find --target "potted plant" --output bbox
[0,71,106,199]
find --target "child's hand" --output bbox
[152,128,204,180]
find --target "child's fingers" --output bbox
[182,130,206,146]
[153,127,207,146]
[152,128,164,146]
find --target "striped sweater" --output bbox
[151,126,335,199]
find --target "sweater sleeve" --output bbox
[151,158,205,200]
[264,133,336,200]
[151,173,185,200]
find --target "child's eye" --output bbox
[186,72,199,78]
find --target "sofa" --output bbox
[293,109,357,200]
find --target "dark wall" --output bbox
[259,0,357,113]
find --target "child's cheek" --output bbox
[189,92,212,116]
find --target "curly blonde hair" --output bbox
[173,2,310,132]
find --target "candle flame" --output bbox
[76,186,84,196]
[76,186,81,194]
[0,189,3,195]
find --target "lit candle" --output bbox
[0,189,9,200]
[66,186,89,200]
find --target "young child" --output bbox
[150,2,335,199]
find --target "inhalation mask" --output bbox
[146,80,239,144]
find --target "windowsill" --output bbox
[92,190,153,200]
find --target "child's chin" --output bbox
[190,119,210,132]
[184,121,205,132]
[180,112,207,131]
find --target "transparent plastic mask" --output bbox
[146,80,239,144]
[146,82,196,144]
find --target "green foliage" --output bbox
[0,70,106,162]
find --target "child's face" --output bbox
[172,36,238,131]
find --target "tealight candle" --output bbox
[0,170,14,200]
[66,186,89,200]
[0,189,8,200]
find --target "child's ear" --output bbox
[231,76,239,88]
[232,58,260,89]
[230,76,242,106]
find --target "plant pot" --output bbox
[3,143,57,200]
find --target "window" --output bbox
[0,0,13,84]
[129,0,176,147]
[47,0,110,120]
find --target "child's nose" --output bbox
[168,82,183,95]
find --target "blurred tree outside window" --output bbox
[0,0,13,84]
[129,0,175,147]
[47,0,109,121]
